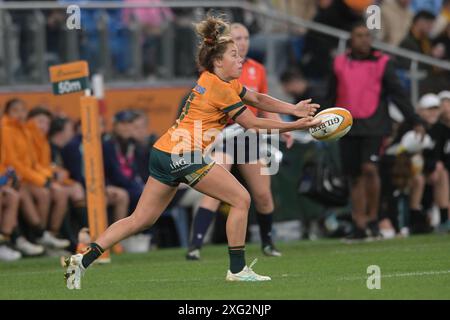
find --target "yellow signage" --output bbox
[49,60,89,83]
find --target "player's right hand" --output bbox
[293,116,322,130]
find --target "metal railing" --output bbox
[1,1,449,103]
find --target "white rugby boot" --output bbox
[63,254,85,290]
[225,259,271,282]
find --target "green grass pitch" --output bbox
[1,234,449,299]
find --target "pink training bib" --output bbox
[334,51,390,119]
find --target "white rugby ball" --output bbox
[309,107,353,141]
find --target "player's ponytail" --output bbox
[195,14,234,73]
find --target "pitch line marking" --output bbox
[337,270,450,281]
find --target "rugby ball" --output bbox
[309,107,353,141]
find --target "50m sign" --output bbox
[49,61,89,95]
[54,78,87,95]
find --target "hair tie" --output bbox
[204,37,214,45]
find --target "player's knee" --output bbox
[232,190,251,212]
[126,214,143,233]
[129,210,154,231]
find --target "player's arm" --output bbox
[230,107,320,134]
[262,112,294,148]
[242,88,319,118]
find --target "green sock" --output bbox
[81,243,104,269]
[228,245,246,273]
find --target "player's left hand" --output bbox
[293,99,320,118]
[281,132,294,149]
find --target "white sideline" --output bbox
[337,270,450,281]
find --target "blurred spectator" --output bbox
[0,168,21,261]
[386,93,449,234]
[130,111,157,182]
[430,0,450,38]
[59,0,129,75]
[45,7,66,66]
[398,10,436,70]
[130,110,191,247]
[48,117,90,252]
[429,14,450,92]
[412,94,448,232]
[122,0,174,77]
[26,108,75,249]
[102,110,144,213]
[379,0,414,46]
[326,22,424,240]
[433,18,450,60]
[437,90,450,171]
[431,92,450,232]
[60,127,130,231]
[3,0,39,77]
[301,0,370,80]
[279,69,315,112]
[272,0,319,22]
[410,0,443,15]
[171,8,198,77]
[1,99,70,250]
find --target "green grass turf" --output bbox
[0,234,449,299]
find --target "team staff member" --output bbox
[326,22,424,240]
[64,15,320,288]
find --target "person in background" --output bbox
[398,94,448,233]
[131,110,193,248]
[326,22,424,240]
[130,111,158,182]
[301,0,368,79]
[60,119,130,252]
[0,168,21,261]
[410,0,443,16]
[379,0,414,46]
[398,10,437,70]
[122,0,174,77]
[430,91,450,231]
[430,11,450,91]
[279,69,315,120]
[1,99,70,250]
[430,0,450,38]
[103,110,144,214]
[26,107,72,249]
[48,117,89,252]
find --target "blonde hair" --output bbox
[195,14,234,72]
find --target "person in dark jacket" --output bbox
[398,10,436,70]
[61,125,130,230]
[102,110,144,214]
[301,0,366,79]
[130,111,158,182]
[326,21,425,240]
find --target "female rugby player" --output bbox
[64,15,320,288]
[186,23,300,260]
